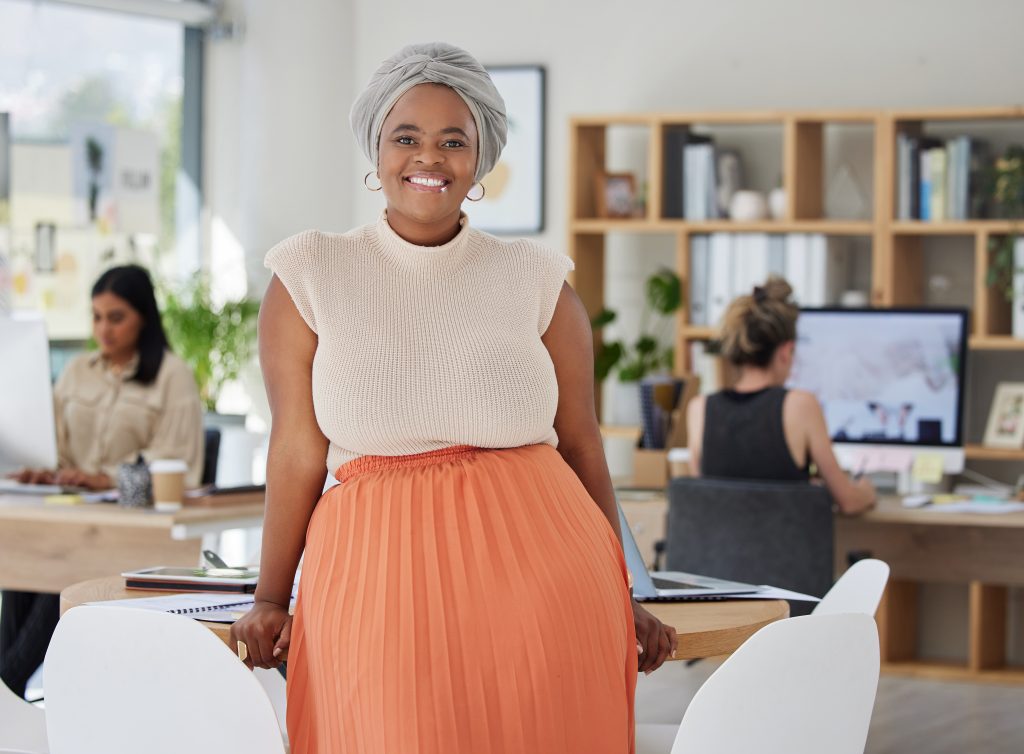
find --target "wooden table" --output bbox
[0,493,265,593]
[835,494,1024,683]
[61,576,790,661]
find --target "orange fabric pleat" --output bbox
[286,444,637,754]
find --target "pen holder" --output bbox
[118,456,153,508]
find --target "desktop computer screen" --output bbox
[0,315,59,474]
[787,308,968,469]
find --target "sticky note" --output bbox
[912,453,944,485]
[43,494,83,505]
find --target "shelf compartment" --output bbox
[964,444,1024,461]
[571,219,874,235]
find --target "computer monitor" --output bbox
[0,315,58,474]
[787,307,968,474]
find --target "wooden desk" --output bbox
[835,494,1024,683]
[61,576,789,662]
[0,494,265,593]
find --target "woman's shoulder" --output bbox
[784,387,820,409]
[264,226,367,270]
[471,229,574,273]
[157,351,201,391]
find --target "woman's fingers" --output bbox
[273,616,293,658]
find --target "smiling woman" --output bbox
[233,42,676,754]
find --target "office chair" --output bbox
[665,477,834,616]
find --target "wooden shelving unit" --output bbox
[569,107,1024,372]
[573,107,1024,685]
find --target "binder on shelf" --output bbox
[662,126,689,219]
[707,233,733,327]
[689,235,710,325]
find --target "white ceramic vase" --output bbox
[729,190,768,222]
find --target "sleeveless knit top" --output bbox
[701,386,809,482]
[264,212,574,474]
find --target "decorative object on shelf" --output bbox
[595,171,640,218]
[471,65,545,234]
[728,190,767,222]
[160,274,259,412]
[592,266,681,387]
[839,289,870,307]
[983,382,1024,449]
[716,150,744,218]
[825,161,869,219]
[768,186,787,220]
[985,145,1024,334]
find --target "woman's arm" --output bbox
[789,391,876,515]
[231,276,329,668]
[542,282,677,673]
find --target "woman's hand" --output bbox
[632,599,677,674]
[8,468,56,485]
[53,469,113,490]
[230,600,292,670]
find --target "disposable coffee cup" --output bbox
[150,459,188,512]
[667,447,692,478]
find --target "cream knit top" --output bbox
[264,212,574,475]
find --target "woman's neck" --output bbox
[384,207,462,247]
[732,367,783,393]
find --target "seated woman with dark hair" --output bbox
[686,276,875,515]
[2,264,204,699]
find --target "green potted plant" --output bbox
[985,145,1024,328]
[592,267,681,425]
[160,274,260,414]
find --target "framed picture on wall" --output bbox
[983,382,1024,449]
[467,65,545,235]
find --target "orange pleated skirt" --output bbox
[286,444,637,754]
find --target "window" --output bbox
[0,0,193,339]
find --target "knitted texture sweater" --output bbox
[264,212,574,475]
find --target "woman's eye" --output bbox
[443,140,465,148]
[396,136,415,145]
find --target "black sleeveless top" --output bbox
[701,386,810,482]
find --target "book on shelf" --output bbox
[683,136,718,220]
[662,127,689,220]
[898,134,990,221]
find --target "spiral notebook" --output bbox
[87,593,257,623]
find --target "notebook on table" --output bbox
[87,592,257,623]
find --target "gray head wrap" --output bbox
[350,42,508,183]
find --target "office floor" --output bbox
[24,660,1024,751]
[636,661,1024,754]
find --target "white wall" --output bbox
[204,0,354,298]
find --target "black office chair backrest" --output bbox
[201,427,221,486]
[666,477,834,616]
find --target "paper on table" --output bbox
[87,592,256,614]
[921,501,1024,514]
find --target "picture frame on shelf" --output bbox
[982,382,1024,449]
[595,172,638,219]
[469,65,545,235]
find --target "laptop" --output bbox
[617,503,765,602]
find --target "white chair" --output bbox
[814,558,890,617]
[0,679,47,753]
[43,606,285,754]
[637,613,879,754]
[253,667,288,744]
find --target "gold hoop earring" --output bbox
[364,171,382,192]
[467,182,486,202]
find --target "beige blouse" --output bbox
[54,351,205,488]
